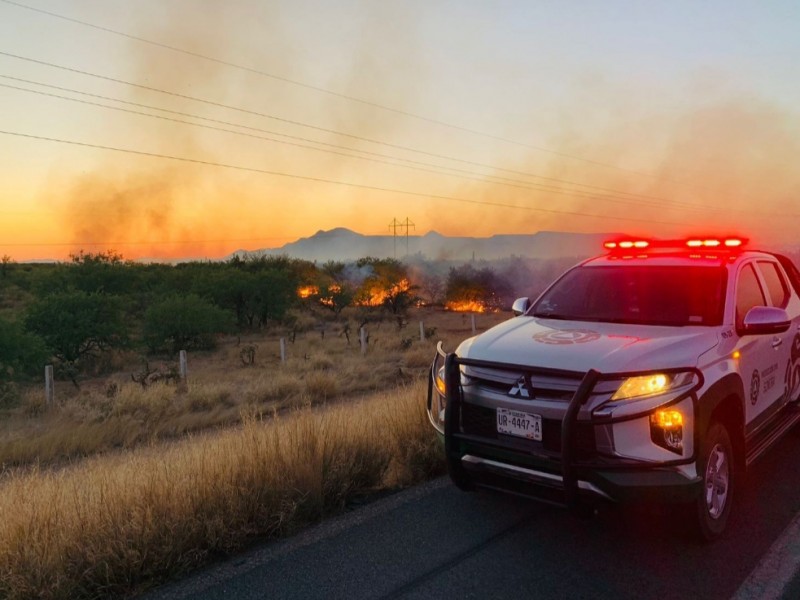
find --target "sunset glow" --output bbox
[1,1,799,262]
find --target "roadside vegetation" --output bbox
[0,381,441,600]
[0,307,503,469]
[0,250,578,599]
[0,250,539,469]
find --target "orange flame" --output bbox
[297,285,319,298]
[445,300,488,313]
[319,283,342,307]
[356,279,411,307]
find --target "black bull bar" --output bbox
[431,343,703,510]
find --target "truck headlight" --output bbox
[428,365,447,430]
[435,366,447,396]
[611,371,696,402]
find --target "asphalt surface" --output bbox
[143,429,800,600]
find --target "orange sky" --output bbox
[1,1,800,261]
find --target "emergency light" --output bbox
[603,237,747,252]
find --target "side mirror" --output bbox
[740,306,791,336]
[511,297,530,316]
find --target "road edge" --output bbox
[139,476,450,599]
[731,509,800,600]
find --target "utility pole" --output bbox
[400,217,415,257]
[388,218,402,258]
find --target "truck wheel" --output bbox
[786,358,800,403]
[693,422,734,541]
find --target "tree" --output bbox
[25,291,127,385]
[0,255,12,278]
[0,316,47,382]
[353,258,419,317]
[143,294,232,353]
[445,264,512,312]
[418,272,446,306]
[250,269,295,327]
[67,249,134,295]
[191,266,295,330]
[314,261,355,317]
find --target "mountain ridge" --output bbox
[231,229,621,262]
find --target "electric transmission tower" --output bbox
[388,218,402,258]
[389,217,415,258]
[401,217,415,257]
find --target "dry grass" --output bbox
[0,307,499,598]
[0,307,506,469]
[0,380,443,600]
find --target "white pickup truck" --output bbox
[428,237,800,540]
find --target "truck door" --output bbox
[735,262,784,425]
[755,260,800,403]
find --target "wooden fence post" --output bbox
[280,337,287,363]
[419,321,425,341]
[44,365,54,406]
[360,327,367,355]
[179,350,188,381]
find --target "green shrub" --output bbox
[0,316,48,383]
[144,294,232,353]
[25,290,127,385]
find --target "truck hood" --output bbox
[456,316,719,374]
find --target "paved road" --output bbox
[144,430,800,600]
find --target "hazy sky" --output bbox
[1,0,799,260]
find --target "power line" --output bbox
[0,0,686,181]
[4,79,796,221]
[2,50,673,200]
[0,128,713,229]
[1,78,731,215]
[0,64,748,215]
[0,70,668,203]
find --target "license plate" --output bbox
[497,408,542,441]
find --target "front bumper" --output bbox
[427,344,704,508]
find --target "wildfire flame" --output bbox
[356,279,411,307]
[319,283,342,307]
[445,300,489,313]
[297,285,319,299]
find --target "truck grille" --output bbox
[464,367,580,402]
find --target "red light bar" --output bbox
[605,237,747,252]
[686,238,746,248]
[603,239,650,250]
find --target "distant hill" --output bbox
[231,228,620,262]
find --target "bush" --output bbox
[0,316,49,385]
[25,290,127,384]
[144,294,232,353]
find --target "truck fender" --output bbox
[696,373,745,470]
[696,374,745,432]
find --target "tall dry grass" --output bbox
[0,380,443,600]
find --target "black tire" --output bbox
[788,358,800,403]
[692,422,735,541]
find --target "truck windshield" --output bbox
[531,265,727,326]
